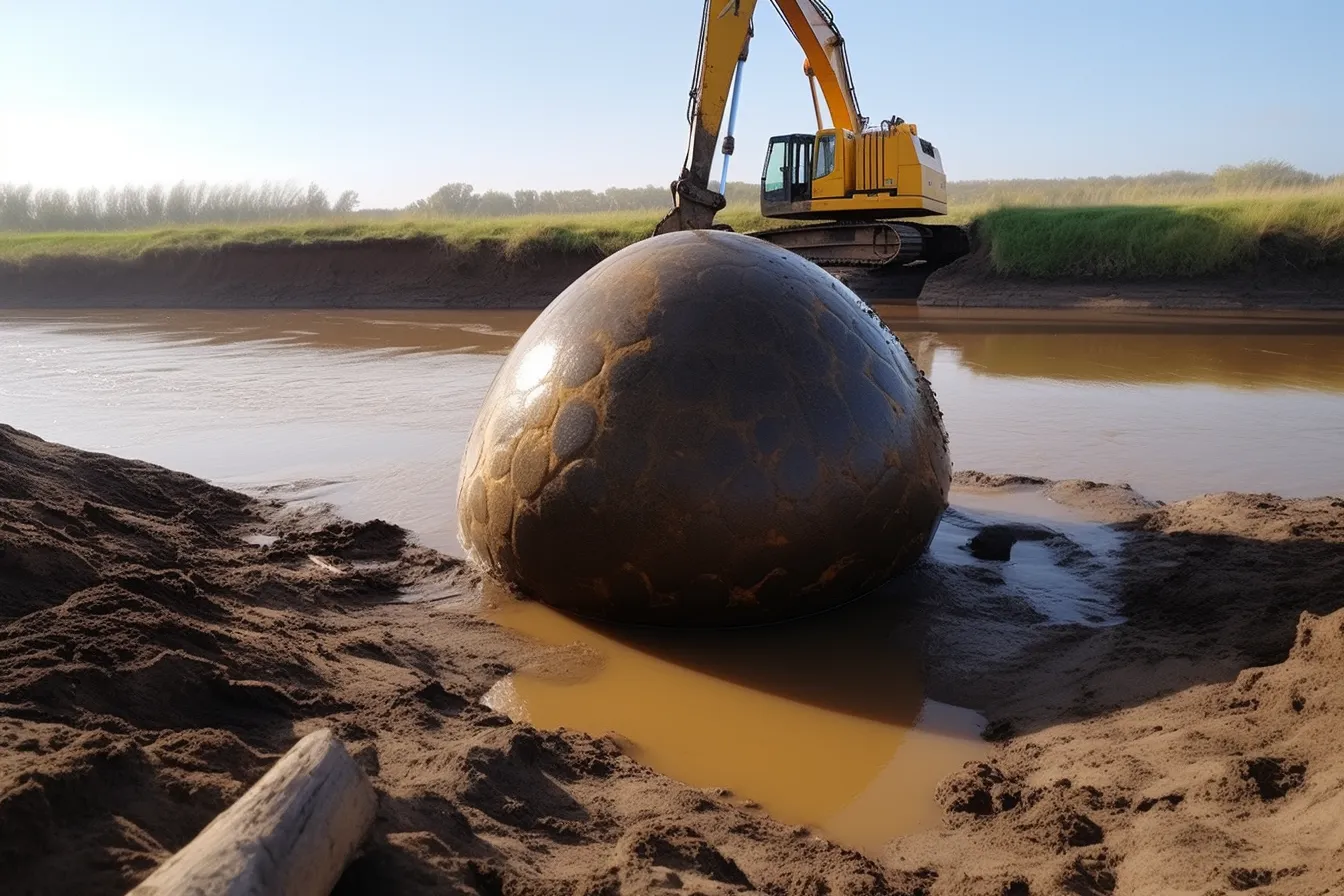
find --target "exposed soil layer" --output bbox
[0,239,599,309]
[919,242,1344,310]
[3,426,1344,894]
[3,237,1342,310]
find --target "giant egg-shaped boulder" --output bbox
[456,230,951,626]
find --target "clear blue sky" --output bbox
[3,0,1340,208]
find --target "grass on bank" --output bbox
[2,192,1342,280]
[0,204,965,265]
[979,194,1344,278]
[0,212,672,264]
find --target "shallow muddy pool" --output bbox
[476,487,1121,851]
[3,306,1343,852]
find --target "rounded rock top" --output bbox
[457,229,951,626]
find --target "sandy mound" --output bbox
[882,487,1344,894]
[906,605,1344,894]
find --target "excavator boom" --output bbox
[654,0,758,234]
[656,0,970,281]
[771,0,863,133]
[655,0,864,236]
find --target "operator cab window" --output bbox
[790,137,812,199]
[815,133,836,179]
[763,140,787,199]
[762,134,813,203]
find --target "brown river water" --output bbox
[4,307,1344,852]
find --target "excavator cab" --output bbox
[761,134,815,207]
[762,124,952,223]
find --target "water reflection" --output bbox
[881,307,1344,391]
[2,309,534,355]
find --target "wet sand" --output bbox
[4,423,1344,895]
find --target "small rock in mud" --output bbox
[967,522,1060,561]
[970,526,1018,561]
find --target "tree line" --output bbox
[951,160,1339,207]
[404,161,1338,216]
[0,182,359,231]
[403,181,758,217]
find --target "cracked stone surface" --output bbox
[456,229,951,625]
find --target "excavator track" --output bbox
[747,221,970,270]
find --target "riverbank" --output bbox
[1,199,1342,310]
[917,242,1344,310]
[3,236,1341,311]
[4,424,1343,894]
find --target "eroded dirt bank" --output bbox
[3,426,1344,894]
[918,243,1344,310]
[0,239,599,310]
[2,238,1342,310]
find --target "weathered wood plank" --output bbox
[129,728,377,896]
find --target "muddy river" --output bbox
[4,307,1343,852]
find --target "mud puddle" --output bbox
[479,485,1124,854]
[481,583,987,855]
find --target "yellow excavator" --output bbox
[655,0,969,275]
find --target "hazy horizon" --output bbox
[5,0,1341,208]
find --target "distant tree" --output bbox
[333,190,360,214]
[146,184,166,223]
[1214,159,1323,192]
[34,188,75,229]
[74,188,101,229]
[513,189,539,215]
[165,181,194,223]
[417,182,477,216]
[121,185,148,226]
[303,183,330,217]
[101,186,125,228]
[553,189,599,213]
[475,190,516,216]
[0,184,33,229]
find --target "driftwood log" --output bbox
[129,728,377,896]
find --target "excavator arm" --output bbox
[772,0,863,133]
[655,0,864,235]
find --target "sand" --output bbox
[3,423,1344,895]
